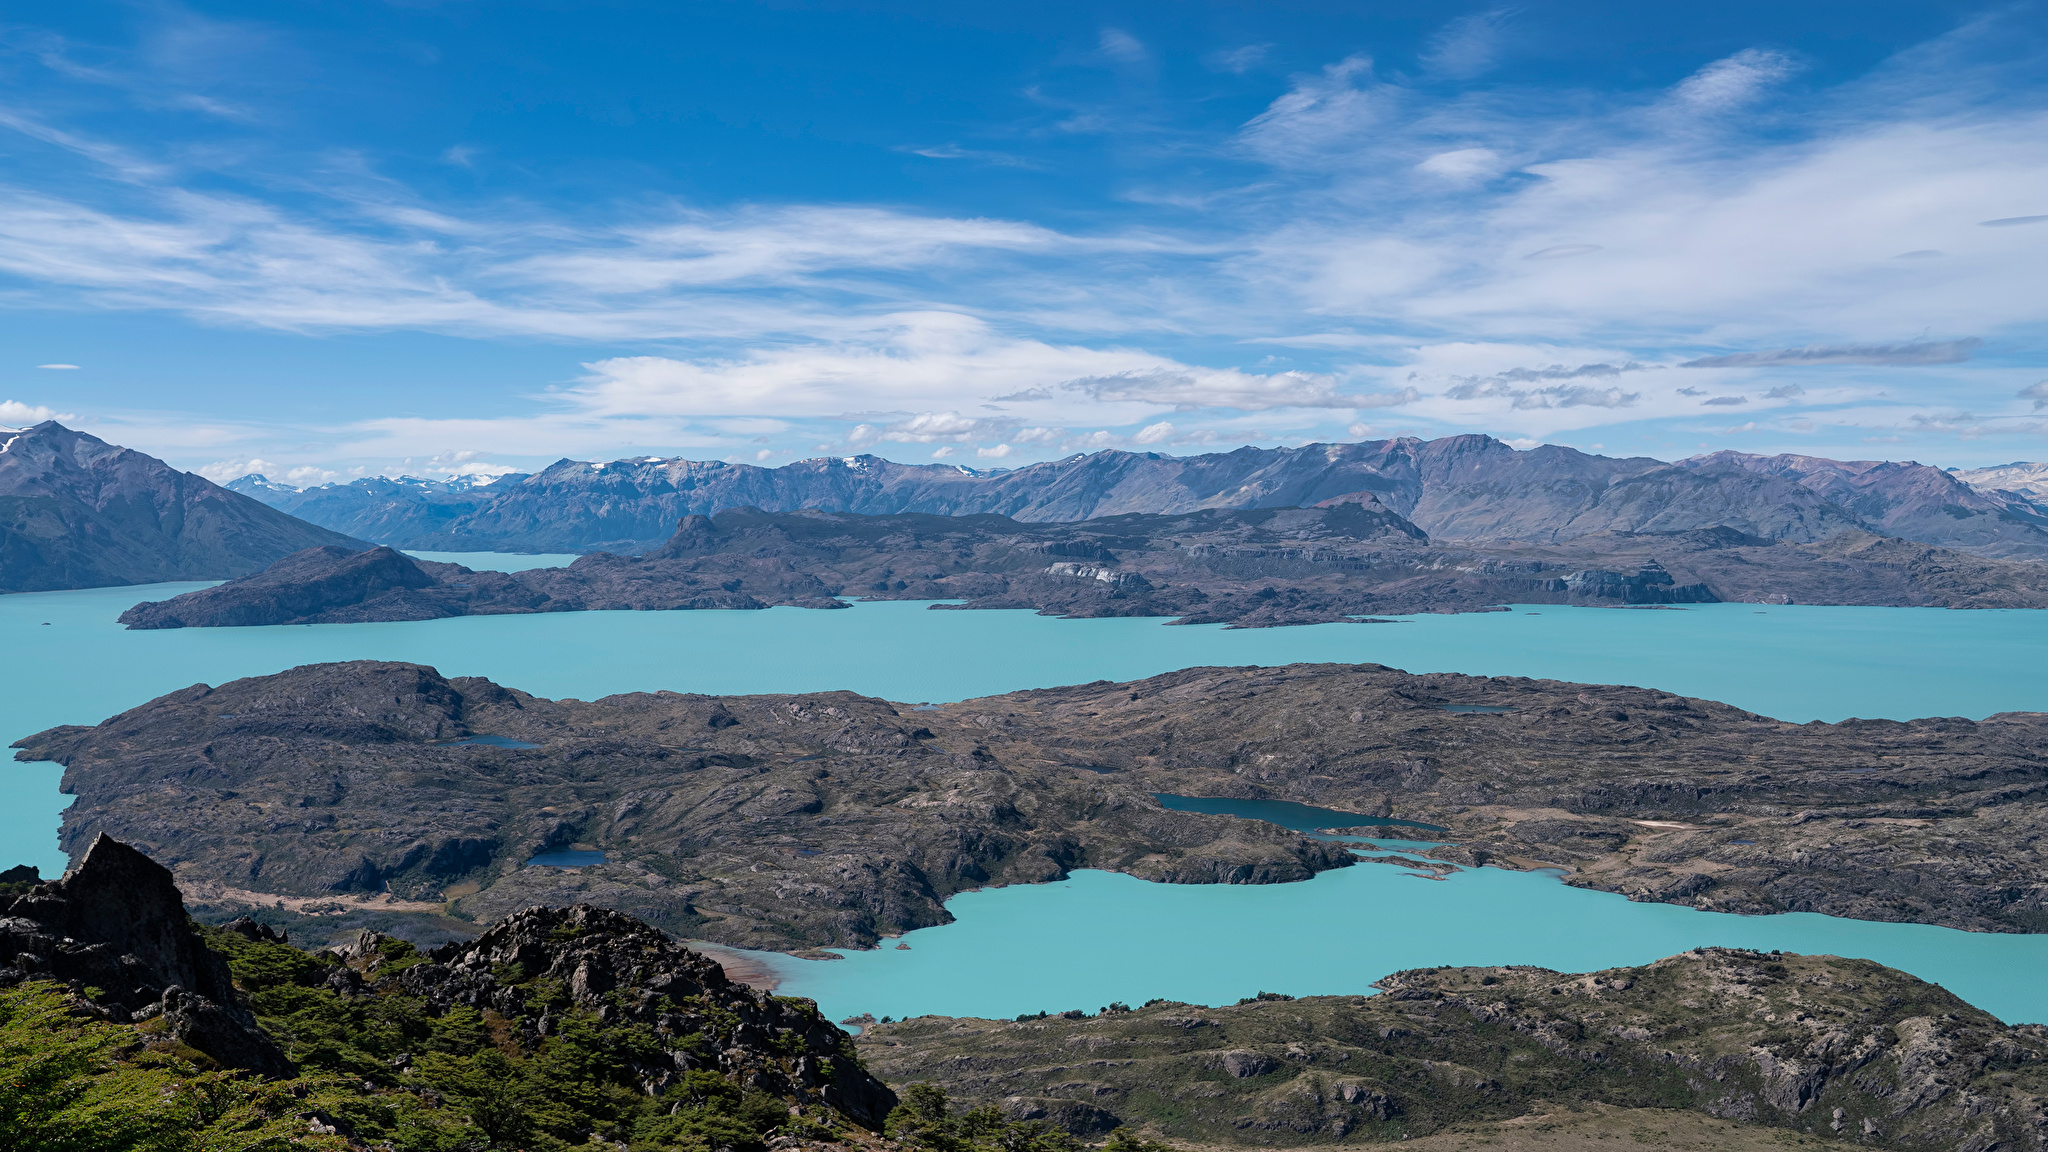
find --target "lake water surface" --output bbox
[2,563,2041,1022]
[763,864,2048,1026]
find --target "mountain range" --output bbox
[0,421,365,593]
[231,436,2048,560]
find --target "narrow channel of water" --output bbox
[765,863,2048,1026]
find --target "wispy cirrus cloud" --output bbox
[1421,9,1512,80]
[0,5,2046,477]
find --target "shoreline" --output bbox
[686,940,785,990]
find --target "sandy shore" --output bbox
[686,940,784,990]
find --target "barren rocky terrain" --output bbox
[118,499,2048,632]
[17,660,2048,948]
[859,948,2048,1150]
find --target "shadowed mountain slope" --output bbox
[0,422,366,592]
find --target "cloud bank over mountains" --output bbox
[0,5,2043,479]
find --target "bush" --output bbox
[0,981,342,1152]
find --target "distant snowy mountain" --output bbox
[1951,461,2048,500]
[227,436,2048,560]
[228,472,529,550]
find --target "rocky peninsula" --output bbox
[860,948,2048,1151]
[118,500,2048,631]
[18,660,2048,948]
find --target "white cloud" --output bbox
[975,443,1014,458]
[1422,10,1511,80]
[196,456,278,483]
[849,411,1018,446]
[572,313,1372,423]
[1208,44,1271,74]
[1133,421,1176,444]
[1237,55,1389,166]
[0,399,76,424]
[1098,29,1148,64]
[1670,48,1798,112]
[1417,147,1505,182]
[35,363,79,369]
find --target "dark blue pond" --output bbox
[447,734,540,749]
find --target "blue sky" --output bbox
[0,0,2044,484]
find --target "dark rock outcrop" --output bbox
[379,903,895,1127]
[0,834,289,1073]
[0,421,366,593]
[18,660,2048,947]
[228,434,2048,560]
[859,948,2048,1150]
[116,502,2048,631]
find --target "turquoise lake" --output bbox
[761,865,2048,1026]
[3,561,2043,1022]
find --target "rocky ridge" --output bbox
[357,902,896,1127]
[0,421,367,592]
[17,660,2048,948]
[229,435,2048,559]
[116,501,2048,632]
[0,831,899,1146]
[858,948,2048,1150]
[0,832,290,1073]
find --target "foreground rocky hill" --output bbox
[0,835,900,1150]
[229,435,2048,559]
[16,835,2029,1152]
[116,501,2048,631]
[18,660,2048,948]
[0,421,367,592]
[860,948,2048,1151]
[0,832,289,1073]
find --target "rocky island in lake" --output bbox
[118,499,2048,631]
[19,659,2048,950]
